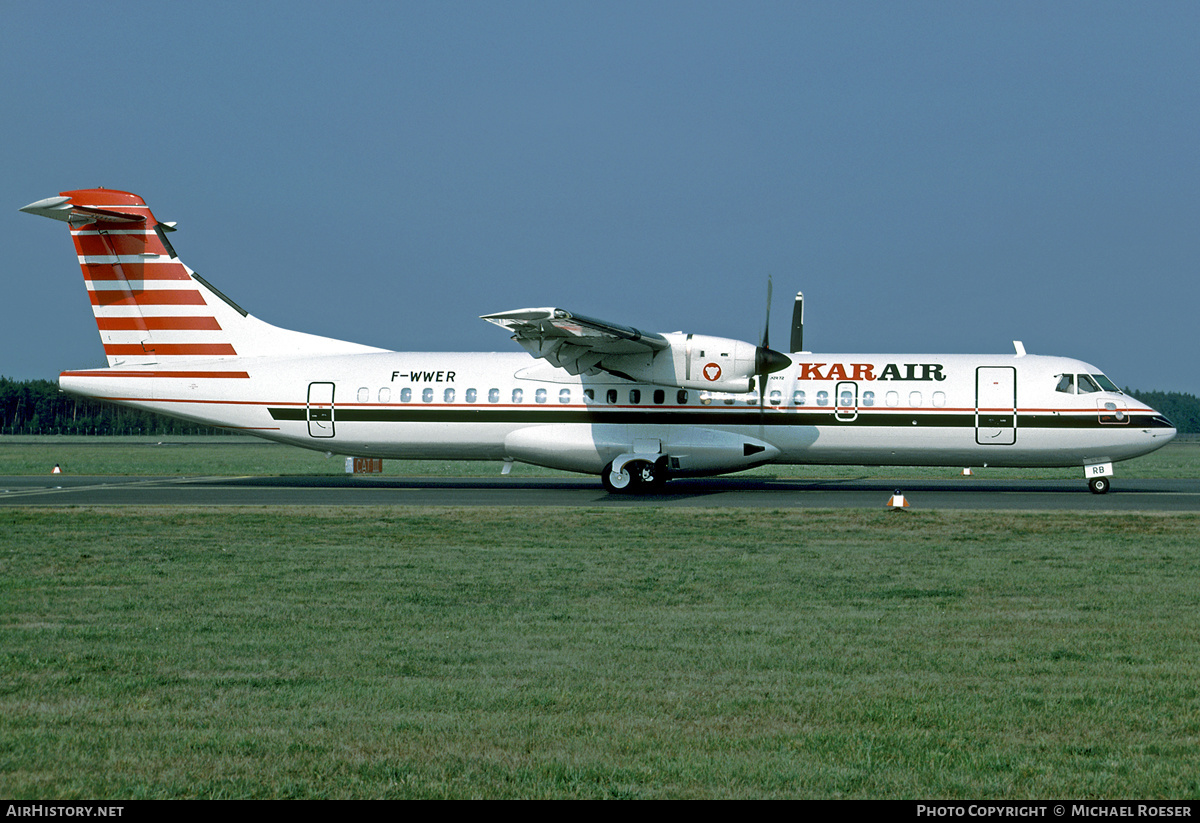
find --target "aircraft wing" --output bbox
[482,308,669,376]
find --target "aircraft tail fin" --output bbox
[21,189,386,367]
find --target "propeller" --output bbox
[753,275,792,412]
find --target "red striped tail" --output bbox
[23,188,390,367]
[22,189,239,366]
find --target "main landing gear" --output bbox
[601,458,667,494]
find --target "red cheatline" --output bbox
[60,370,250,379]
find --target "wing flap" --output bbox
[484,307,667,348]
[482,307,670,379]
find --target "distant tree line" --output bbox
[0,377,225,436]
[1,376,1197,435]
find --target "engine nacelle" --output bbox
[504,424,781,477]
[601,333,789,393]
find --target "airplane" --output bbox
[20,188,1177,494]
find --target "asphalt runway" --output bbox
[2,474,1199,511]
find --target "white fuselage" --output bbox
[60,349,1176,476]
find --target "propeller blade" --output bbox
[756,276,790,413]
[790,291,804,353]
[760,275,773,350]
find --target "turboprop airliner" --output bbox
[20,188,1176,494]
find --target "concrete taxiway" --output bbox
[1,475,1198,511]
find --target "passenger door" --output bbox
[307,381,336,438]
[976,367,1016,445]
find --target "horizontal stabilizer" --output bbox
[20,195,146,226]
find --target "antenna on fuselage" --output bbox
[790,292,804,353]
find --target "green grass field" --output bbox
[1,438,1198,798]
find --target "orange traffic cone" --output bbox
[52,464,62,474]
[962,467,973,476]
[887,490,909,510]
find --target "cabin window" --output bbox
[793,390,806,406]
[723,394,736,405]
[584,389,595,402]
[401,388,412,403]
[559,388,571,403]
[422,388,434,403]
[700,391,713,406]
[607,389,618,404]
[357,387,369,403]
[816,391,829,406]
[535,388,547,403]
[746,391,759,405]
[909,391,923,407]
[465,388,477,403]
[839,390,853,407]
[444,388,455,403]
[488,388,500,403]
[512,388,524,403]
[1055,374,1075,394]
[677,390,688,405]
[886,391,899,407]
[379,387,391,403]
[629,389,641,404]
[862,391,874,407]
[932,391,946,407]
[654,389,665,404]
[769,390,782,406]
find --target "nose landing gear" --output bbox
[1085,462,1113,494]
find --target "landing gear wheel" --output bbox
[631,459,665,492]
[601,461,633,493]
[1088,476,1110,495]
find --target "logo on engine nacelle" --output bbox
[703,363,722,381]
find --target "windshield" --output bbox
[1055,372,1123,395]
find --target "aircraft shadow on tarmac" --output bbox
[207,475,1145,496]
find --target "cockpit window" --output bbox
[1057,372,1122,395]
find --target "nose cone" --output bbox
[1132,397,1177,445]
[1156,415,1178,443]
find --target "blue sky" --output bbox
[3,2,1198,394]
